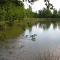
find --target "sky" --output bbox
[23,0,60,12]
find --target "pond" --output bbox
[0,18,60,60]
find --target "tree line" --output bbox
[25,0,60,18]
[0,0,60,22]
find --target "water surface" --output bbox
[0,19,60,60]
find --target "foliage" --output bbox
[52,9,58,18]
[57,9,60,17]
[38,8,52,18]
[0,0,60,22]
[0,0,24,21]
[24,6,38,18]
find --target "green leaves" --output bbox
[0,0,24,21]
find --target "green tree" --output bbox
[58,9,60,17]
[0,0,24,21]
[38,8,52,18]
[52,8,58,18]
[24,5,34,18]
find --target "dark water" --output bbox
[0,20,60,60]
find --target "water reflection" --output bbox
[24,21,60,42]
[21,21,60,60]
[0,20,60,60]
